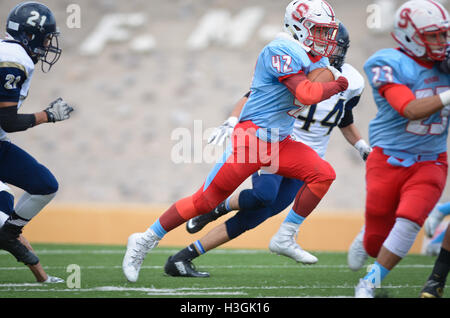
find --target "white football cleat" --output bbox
[424,206,445,238]
[355,278,375,298]
[348,227,369,271]
[269,222,318,264]
[43,275,64,284]
[122,229,160,282]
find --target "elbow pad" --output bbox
[0,106,36,132]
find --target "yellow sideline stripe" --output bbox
[22,203,427,253]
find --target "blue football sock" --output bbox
[363,261,390,286]
[150,219,166,239]
[437,202,450,216]
[283,209,306,225]
[431,230,446,244]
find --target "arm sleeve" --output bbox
[281,72,347,105]
[379,83,416,117]
[338,95,362,128]
[0,106,36,132]
[338,109,354,128]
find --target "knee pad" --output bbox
[239,189,276,209]
[248,173,283,207]
[14,192,57,220]
[382,217,421,258]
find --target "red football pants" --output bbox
[160,121,336,231]
[363,147,448,258]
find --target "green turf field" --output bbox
[0,243,446,298]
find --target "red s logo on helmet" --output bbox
[398,8,411,28]
[292,3,309,21]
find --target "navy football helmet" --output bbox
[329,22,350,71]
[6,2,61,72]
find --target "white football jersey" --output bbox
[0,40,35,140]
[290,63,365,158]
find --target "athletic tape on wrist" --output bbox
[439,90,450,106]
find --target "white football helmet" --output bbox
[283,0,339,57]
[392,0,450,61]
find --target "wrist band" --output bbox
[439,89,450,106]
[228,116,239,127]
[354,139,368,151]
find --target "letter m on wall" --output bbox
[187,7,264,50]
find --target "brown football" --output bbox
[307,67,334,82]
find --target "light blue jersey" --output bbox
[239,33,329,142]
[365,48,450,155]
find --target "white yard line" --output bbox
[0,265,314,271]
[0,249,271,255]
[0,264,434,271]
[0,283,428,289]
[0,283,428,298]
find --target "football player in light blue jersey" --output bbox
[162,22,373,278]
[0,2,73,283]
[123,0,349,283]
[347,0,450,298]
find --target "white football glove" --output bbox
[354,139,372,161]
[326,65,343,80]
[208,116,238,146]
[44,98,74,123]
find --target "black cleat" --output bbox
[164,256,210,278]
[420,279,445,298]
[0,224,39,265]
[186,206,229,234]
[186,213,216,234]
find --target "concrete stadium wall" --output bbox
[0,0,448,213]
[22,204,429,254]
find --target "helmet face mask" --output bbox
[37,31,62,72]
[307,22,339,57]
[6,2,62,72]
[329,22,350,70]
[415,27,449,61]
[284,0,338,58]
[329,43,348,70]
[392,0,450,62]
